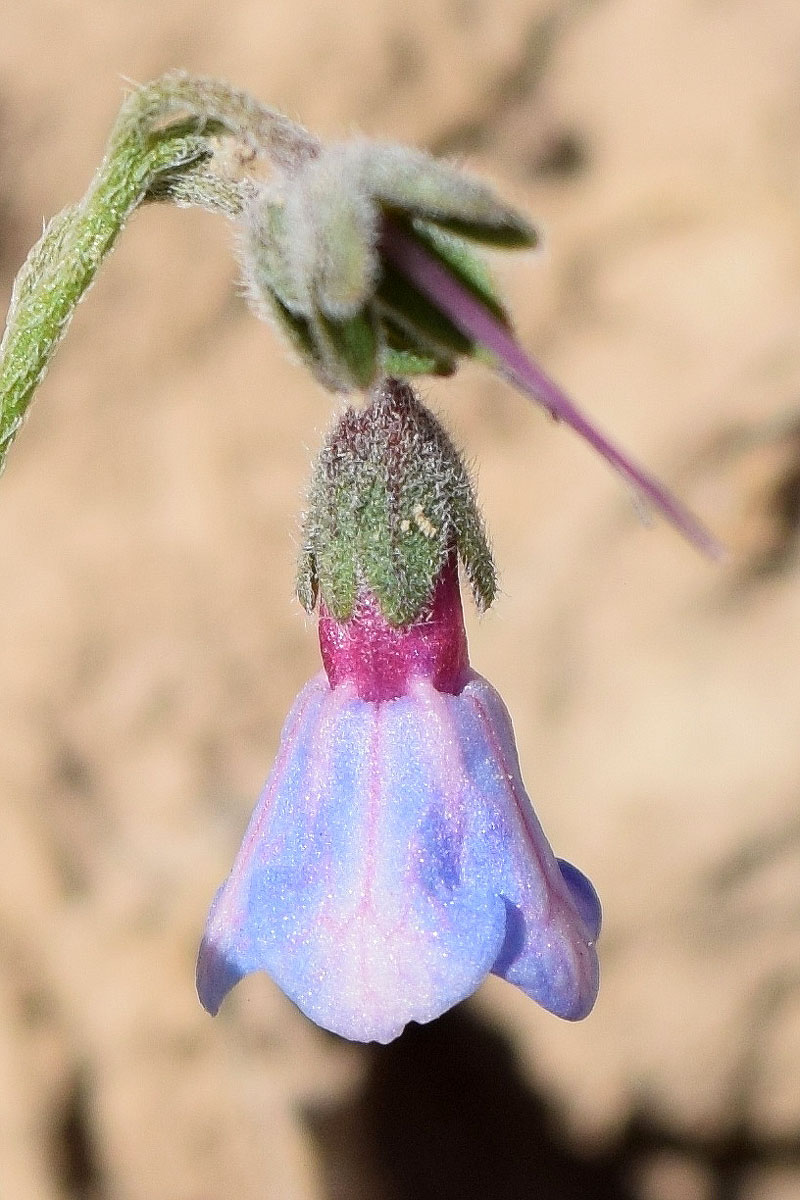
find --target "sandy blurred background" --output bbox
[1,1,799,1197]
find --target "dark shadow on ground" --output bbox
[307,1004,800,1200]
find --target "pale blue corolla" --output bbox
[197,562,600,1043]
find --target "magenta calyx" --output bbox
[319,556,470,701]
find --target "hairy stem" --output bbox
[0,73,302,472]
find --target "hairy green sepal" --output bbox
[298,379,496,626]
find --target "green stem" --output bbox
[0,132,202,469]
[0,71,308,473]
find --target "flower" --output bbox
[0,71,718,555]
[239,131,720,558]
[196,557,600,1044]
[240,136,536,393]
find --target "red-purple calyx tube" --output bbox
[318,556,469,701]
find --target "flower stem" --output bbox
[0,72,312,475]
[0,139,202,469]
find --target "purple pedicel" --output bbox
[379,217,722,559]
[318,556,470,701]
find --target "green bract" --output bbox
[240,139,537,392]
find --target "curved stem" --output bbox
[0,73,297,474]
[0,129,206,470]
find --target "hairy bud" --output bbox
[297,378,496,626]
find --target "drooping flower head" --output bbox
[0,72,718,557]
[0,73,719,1043]
[197,380,600,1042]
[237,124,720,557]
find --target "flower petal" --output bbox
[198,665,600,1039]
[197,672,508,1043]
[196,673,330,1015]
[557,858,602,942]
[451,675,601,1021]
